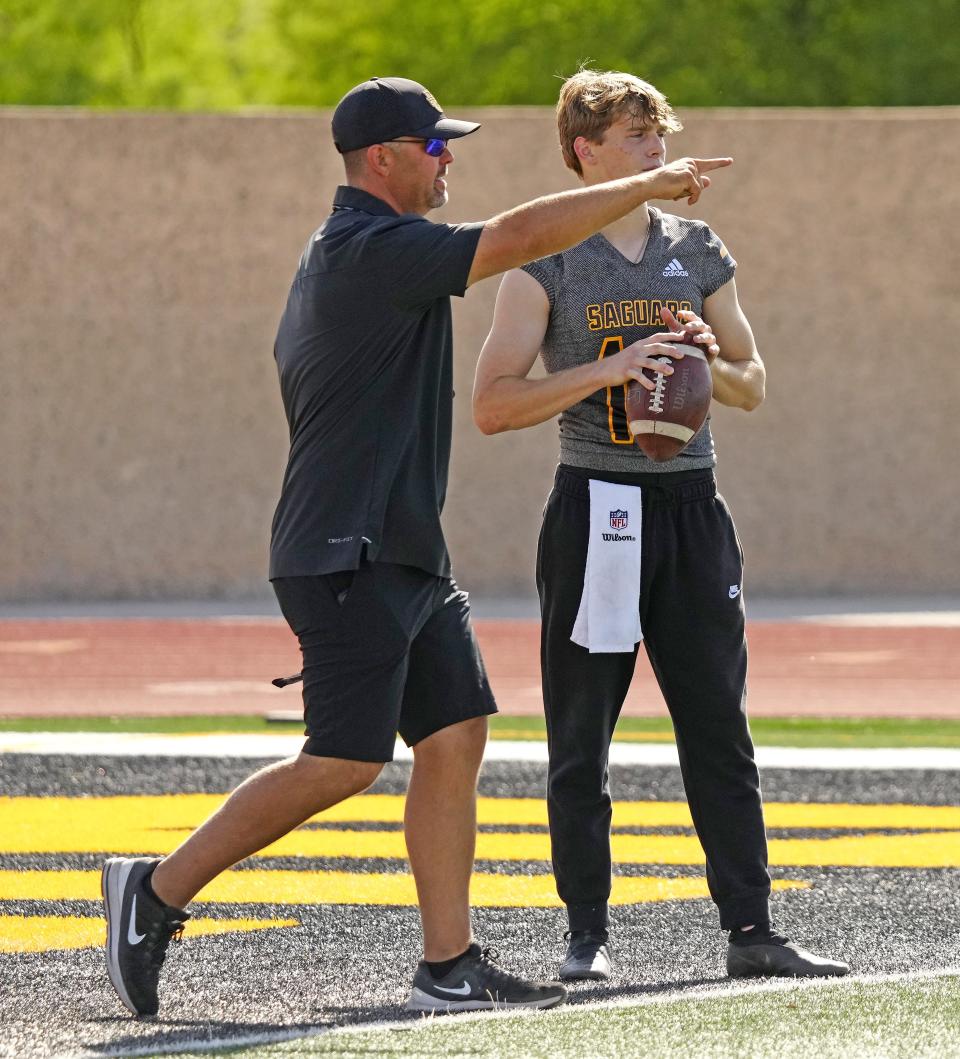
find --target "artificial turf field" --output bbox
[159,974,960,1058]
[2,731,959,1058]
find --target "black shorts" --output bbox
[272,563,498,762]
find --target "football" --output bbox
[625,333,713,462]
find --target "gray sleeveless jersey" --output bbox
[522,207,736,473]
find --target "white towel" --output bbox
[570,480,643,653]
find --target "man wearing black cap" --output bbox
[101,76,732,1018]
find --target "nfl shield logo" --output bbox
[609,509,628,530]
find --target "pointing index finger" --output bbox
[694,158,733,172]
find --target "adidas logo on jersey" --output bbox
[662,258,689,277]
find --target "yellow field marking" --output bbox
[765,832,960,869]
[597,831,959,869]
[67,827,960,868]
[478,799,960,832]
[4,795,960,857]
[759,803,960,831]
[0,793,945,949]
[0,870,807,910]
[3,796,960,867]
[0,914,298,954]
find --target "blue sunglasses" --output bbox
[387,137,448,157]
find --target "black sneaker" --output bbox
[406,944,567,1012]
[559,930,612,981]
[102,857,190,1016]
[727,928,850,979]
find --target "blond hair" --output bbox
[557,69,682,176]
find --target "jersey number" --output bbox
[598,336,633,444]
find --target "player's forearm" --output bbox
[711,357,765,410]
[473,361,608,434]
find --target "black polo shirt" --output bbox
[269,186,484,580]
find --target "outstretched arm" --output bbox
[467,157,732,287]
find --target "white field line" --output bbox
[69,965,960,1059]
[3,731,960,770]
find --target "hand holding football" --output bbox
[625,329,713,462]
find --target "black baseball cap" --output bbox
[332,76,480,154]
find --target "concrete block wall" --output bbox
[1,107,957,599]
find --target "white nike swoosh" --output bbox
[127,893,147,945]
[433,980,472,996]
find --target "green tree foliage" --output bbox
[0,0,273,107]
[1,0,957,108]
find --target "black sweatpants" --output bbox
[537,465,771,933]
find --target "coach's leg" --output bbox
[152,566,402,906]
[151,753,382,909]
[404,715,487,960]
[398,590,565,1010]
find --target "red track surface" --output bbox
[0,618,957,719]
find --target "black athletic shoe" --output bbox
[102,856,190,1016]
[727,929,850,979]
[559,930,613,981]
[406,944,567,1011]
